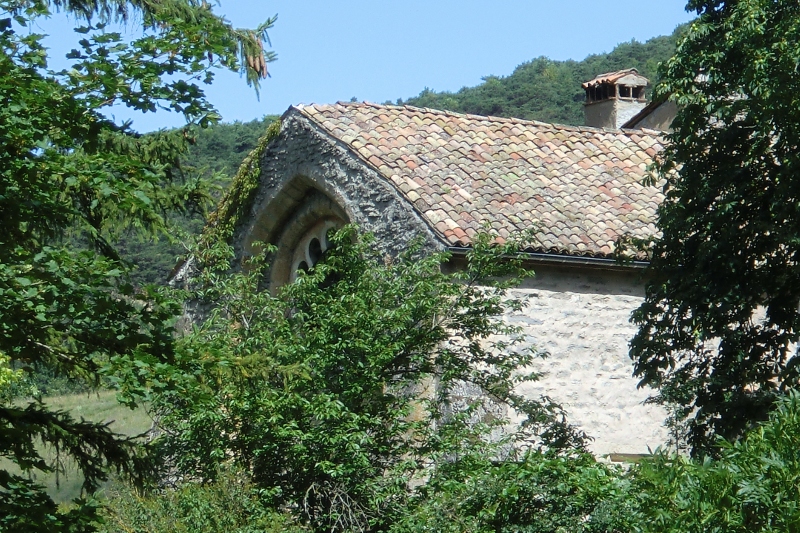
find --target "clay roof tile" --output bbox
[297,102,663,258]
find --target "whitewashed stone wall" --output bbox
[507,264,669,456]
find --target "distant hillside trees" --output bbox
[398,27,684,125]
[118,116,278,287]
[186,116,280,179]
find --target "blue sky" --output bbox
[39,1,696,131]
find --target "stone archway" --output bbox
[260,187,348,289]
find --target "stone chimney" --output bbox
[583,69,648,129]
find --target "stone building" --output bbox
[227,71,674,456]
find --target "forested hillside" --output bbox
[187,115,279,175]
[119,116,278,286]
[398,26,684,125]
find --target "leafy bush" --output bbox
[392,391,800,533]
[0,352,24,401]
[100,468,304,533]
[134,227,585,532]
[392,451,635,533]
[6,361,96,399]
[630,391,800,533]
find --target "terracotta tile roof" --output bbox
[582,68,647,89]
[296,102,663,258]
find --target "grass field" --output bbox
[2,390,152,503]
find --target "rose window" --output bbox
[289,219,338,281]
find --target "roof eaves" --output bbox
[447,246,649,270]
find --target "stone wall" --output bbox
[615,100,647,130]
[506,263,669,456]
[584,98,647,130]
[583,99,617,129]
[629,100,678,132]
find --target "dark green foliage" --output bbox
[631,391,800,532]
[116,115,279,287]
[143,227,584,532]
[0,474,103,533]
[0,0,274,530]
[392,391,800,532]
[630,0,800,454]
[400,27,685,125]
[187,115,279,180]
[114,224,200,287]
[392,451,634,533]
[99,468,305,533]
[0,404,150,532]
[7,360,95,397]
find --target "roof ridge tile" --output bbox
[297,101,664,137]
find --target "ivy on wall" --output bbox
[200,119,282,248]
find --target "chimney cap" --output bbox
[582,68,649,89]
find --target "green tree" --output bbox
[0,1,274,530]
[630,0,800,454]
[147,228,585,533]
[631,391,800,532]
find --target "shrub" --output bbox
[100,468,304,533]
[392,451,635,533]
[631,391,800,532]
[138,227,585,532]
